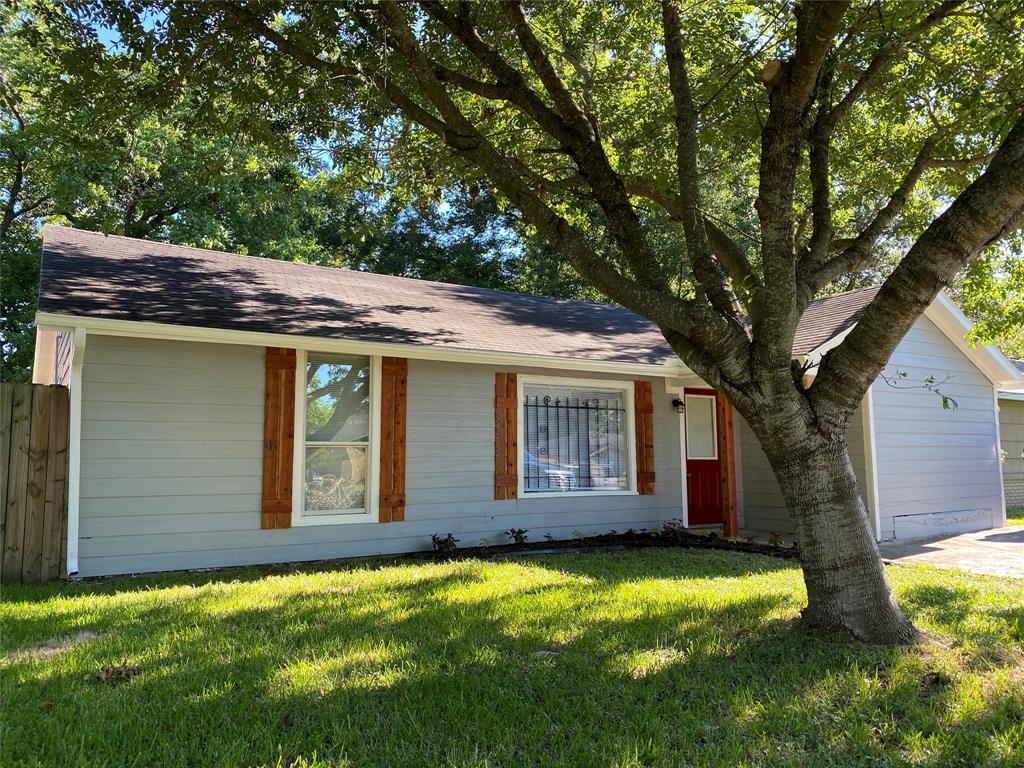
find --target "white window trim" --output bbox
[291,349,381,526]
[516,374,639,499]
[684,393,718,460]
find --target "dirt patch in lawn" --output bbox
[2,630,101,663]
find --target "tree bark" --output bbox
[746,407,917,643]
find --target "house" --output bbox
[32,226,1024,578]
[999,359,1024,509]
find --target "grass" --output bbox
[1007,508,1024,526]
[2,549,1023,768]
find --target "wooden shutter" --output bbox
[261,347,296,529]
[715,393,738,536]
[379,357,408,523]
[494,372,518,500]
[634,380,656,495]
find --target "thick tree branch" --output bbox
[755,1,849,362]
[821,0,965,136]
[812,112,1024,419]
[422,1,670,294]
[801,136,937,292]
[500,1,596,139]
[660,0,746,323]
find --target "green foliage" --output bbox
[0,227,41,381]
[0,2,602,381]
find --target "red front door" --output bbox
[684,388,723,525]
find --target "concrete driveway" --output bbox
[878,526,1024,578]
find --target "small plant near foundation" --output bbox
[431,533,459,553]
[506,528,529,545]
[478,538,492,548]
[662,519,687,539]
[572,531,586,540]
[768,532,783,547]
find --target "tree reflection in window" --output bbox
[303,354,371,513]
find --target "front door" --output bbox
[684,388,723,525]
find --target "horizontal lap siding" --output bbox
[78,338,682,576]
[871,316,1002,538]
[738,403,869,535]
[1001,399,1024,507]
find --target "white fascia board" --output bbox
[35,311,690,379]
[799,324,857,377]
[923,293,1024,389]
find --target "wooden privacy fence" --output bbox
[0,383,69,585]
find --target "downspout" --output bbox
[65,327,87,579]
[861,384,883,542]
[994,384,1007,528]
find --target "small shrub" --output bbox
[506,528,529,545]
[431,533,459,553]
[479,538,492,548]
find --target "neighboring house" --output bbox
[999,359,1024,508]
[32,226,1024,578]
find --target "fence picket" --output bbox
[0,383,70,584]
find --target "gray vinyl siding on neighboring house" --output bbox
[77,335,683,577]
[1001,398,1024,507]
[737,404,869,535]
[871,315,1003,539]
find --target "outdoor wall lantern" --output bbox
[671,398,686,414]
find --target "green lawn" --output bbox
[2,550,1022,768]
[1008,508,1024,526]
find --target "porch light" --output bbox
[672,398,686,414]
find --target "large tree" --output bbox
[56,0,1024,642]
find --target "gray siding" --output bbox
[738,403,868,535]
[871,316,1003,539]
[78,336,682,577]
[999,398,1024,508]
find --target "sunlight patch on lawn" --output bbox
[274,644,414,696]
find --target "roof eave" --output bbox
[35,310,690,379]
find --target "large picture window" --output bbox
[298,352,374,520]
[521,381,633,494]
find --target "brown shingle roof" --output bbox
[791,285,880,355]
[37,226,876,365]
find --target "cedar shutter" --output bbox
[715,393,738,536]
[494,372,518,500]
[262,347,296,529]
[634,380,656,495]
[379,357,408,522]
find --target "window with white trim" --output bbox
[299,352,373,520]
[521,381,632,494]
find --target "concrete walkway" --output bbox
[878,526,1024,578]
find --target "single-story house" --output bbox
[999,359,1024,508]
[32,226,1024,578]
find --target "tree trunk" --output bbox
[751,415,918,644]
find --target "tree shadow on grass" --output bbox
[3,549,1022,767]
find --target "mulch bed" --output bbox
[410,526,801,562]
